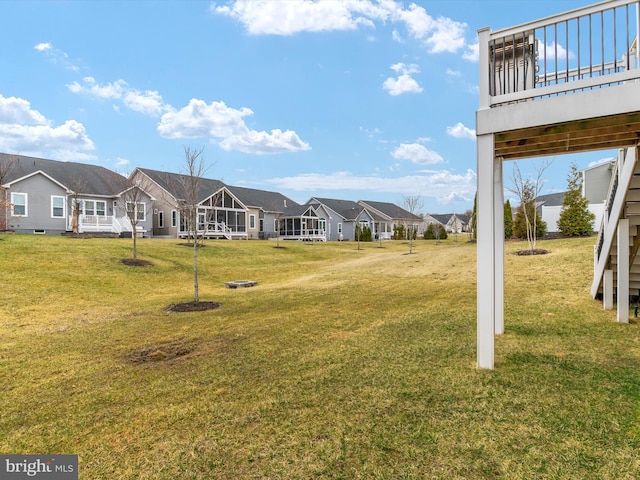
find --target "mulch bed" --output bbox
[166,301,222,312]
[121,258,154,266]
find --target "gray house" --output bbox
[358,200,423,239]
[132,167,249,239]
[1,153,152,236]
[306,197,373,241]
[226,185,301,240]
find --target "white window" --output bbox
[158,211,164,228]
[51,196,65,218]
[337,222,342,234]
[127,202,146,221]
[171,210,177,228]
[84,200,95,216]
[249,214,256,229]
[96,201,106,216]
[11,193,27,216]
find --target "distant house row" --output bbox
[1,153,444,242]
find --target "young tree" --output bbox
[509,159,552,252]
[504,199,513,239]
[402,194,423,254]
[179,146,209,304]
[119,178,150,261]
[0,155,16,231]
[557,162,595,236]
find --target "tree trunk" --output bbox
[193,239,199,303]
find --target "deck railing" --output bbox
[480,0,640,107]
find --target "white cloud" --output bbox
[446,122,475,140]
[392,143,444,165]
[446,69,461,77]
[540,40,574,61]
[0,95,49,125]
[265,168,476,201]
[463,41,479,62]
[34,41,78,71]
[158,98,310,155]
[383,63,422,96]
[0,94,95,160]
[212,0,374,35]
[212,1,467,54]
[34,42,52,52]
[67,77,128,100]
[124,90,166,117]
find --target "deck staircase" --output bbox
[592,146,640,307]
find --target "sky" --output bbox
[0,0,621,213]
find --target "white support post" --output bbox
[494,159,505,335]
[603,269,614,310]
[477,133,497,369]
[617,218,630,323]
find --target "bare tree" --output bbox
[402,194,423,254]
[119,177,150,260]
[180,146,209,304]
[508,159,553,252]
[0,155,16,231]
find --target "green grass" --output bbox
[1,234,640,479]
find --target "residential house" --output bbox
[225,185,301,240]
[132,167,249,239]
[1,153,152,236]
[357,200,422,239]
[306,197,373,241]
[539,160,615,233]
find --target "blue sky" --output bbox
[0,0,617,213]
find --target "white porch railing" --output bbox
[481,0,640,108]
[73,215,132,234]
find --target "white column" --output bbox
[494,159,505,335]
[603,269,614,310]
[617,218,629,323]
[477,133,496,369]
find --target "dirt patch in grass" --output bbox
[513,249,550,256]
[120,258,154,266]
[166,301,222,312]
[126,338,198,364]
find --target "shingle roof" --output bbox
[308,197,363,220]
[137,167,224,204]
[359,200,422,221]
[226,185,300,212]
[2,153,128,196]
[428,214,453,224]
[536,192,566,207]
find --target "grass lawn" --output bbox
[1,234,639,479]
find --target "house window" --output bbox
[11,193,27,216]
[171,210,177,228]
[259,218,264,232]
[84,200,95,216]
[337,223,342,234]
[158,211,164,228]
[96,201,106,216]
[249,214,256,229]
[127,202,146,221]
[51,196,65,218]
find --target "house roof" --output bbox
[428,214,453,225]
[536,192,566,207]
[1,153,128,196]
[454,213,471,225]
[307,197,364,220]
[358,200,422,221]
[137,167,224,204]
[226,185,300,213]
